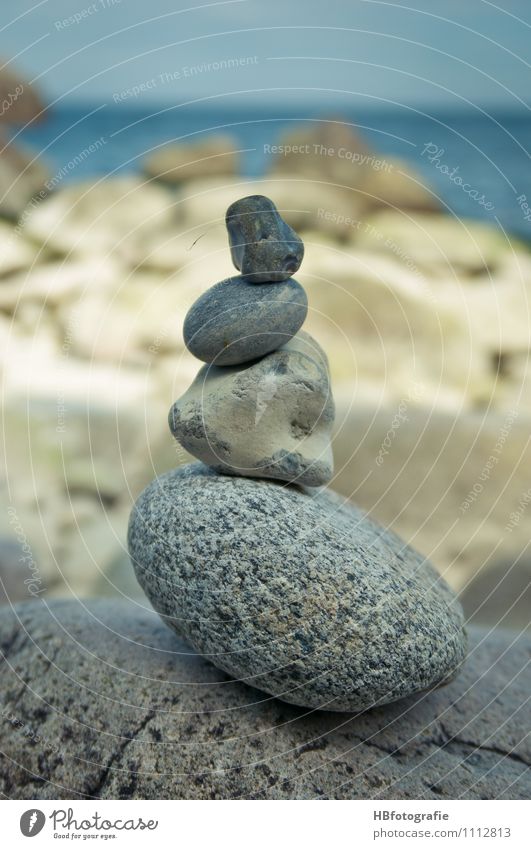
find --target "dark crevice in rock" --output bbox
[437,719,529,767]
[444,737,529,768]
[3,644,62,715]
[88,710,157,799]
[0,626,28,661]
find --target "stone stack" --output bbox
[128,195,467,713]
[171,194,334,486]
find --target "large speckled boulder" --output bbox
[0,600,527,799]
[128,463,466,712]
[169,332,335,487]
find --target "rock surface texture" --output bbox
[226,194,304,282]
[126,192,471,719]
[170,333,334,486]
[0,600,527,800]
[183,274,308,366]
[174,194,334,486]
[128,463,467,711]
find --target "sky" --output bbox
[1,0,530,111]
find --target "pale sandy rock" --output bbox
[0,221,38,277]
[297,243,489,403]
[0,490,120,600]
[0,70,45,125]
[0,139,49,220]
[361,156,440,212]
[21,177,178,260]
[265,128,439,215]
[144,135,239,184]
[460,556,531,632]
[178,176,361,237]
[2,383,162,503]
[0,539,32,604]
[405,250,531,361]
[55,269,196,365]
[332,403,531,594]
[0,324,61,387]
[267,120,373,189]
[169,332,335,486]
[489,351,531,415]
[126,225,231,274]
[455,272,531,356]
[0,354,173,594]
[51,503,132,598]
[3,301,59,341]
[0,256,123,312]
[354,210,522,275]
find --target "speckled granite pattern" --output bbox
[128,463,467,712]
[183,274,307,366]
[0,601,525,800]
[169,332,335,487]
[226,194,304,283]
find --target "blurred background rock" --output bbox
[0,1,530,634]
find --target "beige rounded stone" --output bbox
[169,331,335,487]
[361,156,440,212]
[0,221,38,277]
[354,209,519,275]
[178,176,362,238]
[21,177,179,260]
[332,402,531,594]
[0,136,49,220]
[144,134,240,184]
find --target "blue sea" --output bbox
[15,104,531,241]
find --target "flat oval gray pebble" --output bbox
[128,462,467,712]
[183,275,308,366]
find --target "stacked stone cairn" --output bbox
[172,194,334,486]
[128,195,467,713]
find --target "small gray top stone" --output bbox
[226,194,304,283]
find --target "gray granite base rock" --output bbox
[0,600,527,800]
[128,463,466,711]
[183,275,308,366]
[169,332,335,487]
